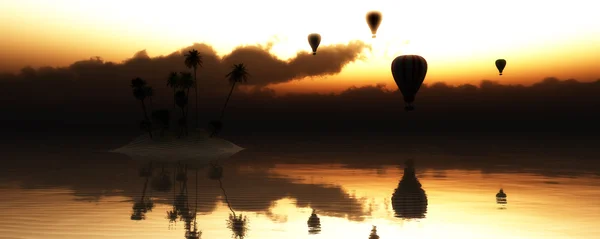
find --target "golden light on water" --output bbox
[1,163,598,239]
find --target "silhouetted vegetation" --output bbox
[184,49,203,129]
[210,63,250,137]
[127,52,251,138]
[131,77,153,138]
[151,109,170,136]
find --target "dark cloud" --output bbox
[0,41,599,138]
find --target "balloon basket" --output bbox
[312,52,316,55]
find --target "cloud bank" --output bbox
[0,41,599,135]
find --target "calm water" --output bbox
[1,147,599,239]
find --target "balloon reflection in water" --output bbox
[391,159,428,220]
[368,225,380,239]
[496,188,507,209]
[307,209,321,235]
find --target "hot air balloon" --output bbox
[495,59,506,75]
[308,33,322,55]
[391,55,428,111]
[366,11,382,38]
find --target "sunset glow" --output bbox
[1,0,599,93]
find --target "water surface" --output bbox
[0,148,599,239]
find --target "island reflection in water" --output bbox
[0,150,599,239]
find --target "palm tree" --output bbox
[131,77,152,138]
[179,72,194,118]
[167,72,179,109]
[209,64,249,137]
[221,64,250,121]
[151,109,170,137]
[175,90,189,137]
[145,86,154,112]
[184,49,203,129]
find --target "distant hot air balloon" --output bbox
[495,59,506,75]
[308,33,322,55]
[391,55,428,111]
[366,11,382,38]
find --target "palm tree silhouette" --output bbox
[175,90,188,137]
[131,77,153,138]
[179,72,194,117]
[176,72,194,137]
[145,86,154,112]
[184,49,203,129]
[210,63,250,137]
[151,109,170,137]
[167,71,179,109]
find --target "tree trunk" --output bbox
[140,100,153,138]
[186,88,191,123]
[173,89,176,110]
[141,176,149,201]
[179,107,186,138]
[140,100,149,120]
[193,67,199,130]
[219,82,237,121]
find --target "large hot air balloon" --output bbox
[495,59,506,75]
[391,55,428,111]
[307,33,321,55]
[366,11,382,38]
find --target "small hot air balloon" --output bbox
[391,55,428,111]
[495,59,506,75]
[366,11,382,38]
[308,33,321,55]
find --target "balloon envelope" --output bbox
[391,55,428,111]
[495,59,506,75]
[307,33,322,55]
[366,11,382,38]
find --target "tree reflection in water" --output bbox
[131,162,155,221]
[210,161,249,239]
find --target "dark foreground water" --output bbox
[1,133,599,239]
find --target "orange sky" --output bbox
[1,0,599,93]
